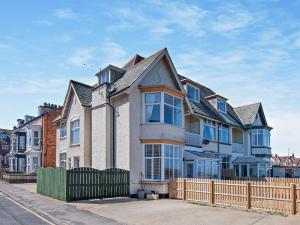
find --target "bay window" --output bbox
[252,129,270,147]
[144,92,183,128]
[185,84,200,102]
[143,144,183,181]
[71,120,80,145]
[203,119,216,141]
[219,124,230,144]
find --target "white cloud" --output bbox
[68,48,93,66]
[100,41,127,66]
[53,8,77,19]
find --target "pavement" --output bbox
[1,181,300,225]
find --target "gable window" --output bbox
[144,92,183,128]
[203,119,216,141]
[219,124,230,144]
[145,93,161,123]
[164,93,183,127]
[99,71,109,84]
[186,84,200,102]
[70,120,80,145]
[60,122,67,138]
[33,131,40,146]
[217,98,226,113]
[252,129,270,147]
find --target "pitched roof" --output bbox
[71,80,93,107]
[113,48,166,94]
[234,103,261,126]
[0,129,12,135]
[122,54,145,71]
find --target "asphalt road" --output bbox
[0,193,51,225]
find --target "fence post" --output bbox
[183,179,187,200]
[290,183,296,215]
[210,180,215,204]
[246,182,251,209]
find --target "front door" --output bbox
[187,162,194,178]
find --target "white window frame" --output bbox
[142,92,184,128]
[70,119,80,145]
[203,119,217,141]
[33,130,40,147]
[142,143,183,181]
[217,98,226,113]
[99,70,110,85]
[219,124,230,144]
[185,84,200,102]
[60,152,67,168]
[32,156,39,173]
[60,122,67,138]
[252,129,270,147]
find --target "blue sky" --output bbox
[0,0,300,155]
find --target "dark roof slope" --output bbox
[234,103,261,126]
[71,80,93,107]
[0,129,12,135]
[122,54,145,71]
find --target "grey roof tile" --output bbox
[71,80,93,107]
[234,103,261,125]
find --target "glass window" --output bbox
[19,135,26,150]
[164,145,183,179]
[99,71,109,84]
[60,153,67,168]
[217,99,226,113]
[32,157,39,172]
[164,93,183,128]
[71,120,80,145]
[219,124,230,144]
[144,144,161,180]
[186,84,200,102]
[60,122,67,138]
[33,131,39,146]
[222,156,230,169]
[203,119,216,141]
[252,129,270,147]
[74,156,80,168]
[197,160,205,178]
[145,93,161,123]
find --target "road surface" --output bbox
[0,193,52,225]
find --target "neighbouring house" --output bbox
[272,153,300,178]
[55,48,272,196]
[9,103,61,173]
[0,128,12,169]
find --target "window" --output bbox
[164,93,182,127]
[99,71,109,84]
[60,153,66,168]
[144,144,161,180]
[27,157,31,173]
[186,84,200,102]
[217,98,226,113]
[32,157,39,172]
[28,131,32,146]
[197,160,219,179]
[1,133,6,139]
[71,120,80,145]
[19,135,26,150]
[164,144,183,179]
[252,129,270,147]
[144,144,183,181]
[33,131,39,146]
[219,124,230,144]
[222,156,230,169]
[145,93,161,123]
[74,157,80,168]
[203,119,216,141]
[144,92,183,128]
[60,122,67,138]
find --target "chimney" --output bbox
[38,102,58,116]
[24,115,35,123]
[17,119,24,127]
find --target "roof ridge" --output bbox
[70,80,93,88]
[234,102,261,109]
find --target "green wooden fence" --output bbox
[37,167,130,202]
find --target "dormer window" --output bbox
[217,98,226,113]
[186,84,200,102]
[99,70,109,85]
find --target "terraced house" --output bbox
[55,48,272,196]
[0,128,12,169]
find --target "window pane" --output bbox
[164,104,173,124]
[145,145,153,157]
[165,158,170,179]
[146,105,160,122]
[174,97,181,108]
[145,93,161,104]
[174,108,182,127]
[164,93,173,105]
[164,145,170,157]
[187,85,195,100]
[153,144,161,157]
[153,158,161,179]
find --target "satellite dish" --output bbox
[108,84,116,93]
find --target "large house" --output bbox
[9,103,61,173]
[0,128,12,169]
[55,48,272,196]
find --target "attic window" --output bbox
[217,98,226,113]
[186,84,200,102]
[99,70,109,85]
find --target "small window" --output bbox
[217,98,226,113]
[186,84,200,102]
[145,93,161,123]
[71,120,80,145]
[60,122,67,138]
[219,124,230,144]
[33,131,39,146]
[203,119,216,141]
[99,70,109,84]
[74,156,80,168]
[60,153,67,168]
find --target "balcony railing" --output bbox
[185,132,202,147]
[232,143,245,154]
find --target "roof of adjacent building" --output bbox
[234,103,261,126]
[70,80,93,107]
[272,154,300,167]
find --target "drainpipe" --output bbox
[217,123,220,153]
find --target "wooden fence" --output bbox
[169,178,300,214]
[37,167,130,202]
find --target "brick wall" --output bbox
[41,108,62,167]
